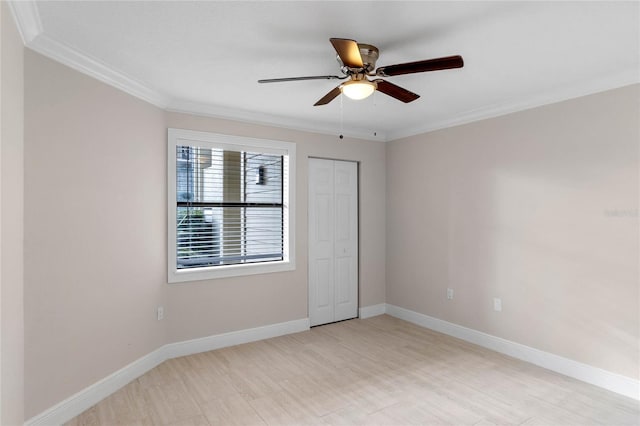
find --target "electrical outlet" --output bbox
[493,298,502,312]
[447,288,454,300]
[157,306,164,321]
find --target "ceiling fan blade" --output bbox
[314,85,342,106]
[374,79,420,103]
[330,38,364,68]
[376,55,464,77]
[258,75,346,83]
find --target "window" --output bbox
[168,129,295,282]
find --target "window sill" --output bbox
[168,259,295,283]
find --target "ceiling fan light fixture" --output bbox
[341,79,377,100]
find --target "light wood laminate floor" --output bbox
[67,315,639,425]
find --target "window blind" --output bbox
[176,145,284,269]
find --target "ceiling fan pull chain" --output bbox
[339,93,344,140]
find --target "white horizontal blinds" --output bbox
[176,145,284,269]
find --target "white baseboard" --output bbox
[25,318,310,426]
[24,348,166,426]
[385,304,640,401]
[163,318,310,359]
[359,303,386,319]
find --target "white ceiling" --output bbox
[11,1,640,141]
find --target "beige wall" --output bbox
[1,2,25,424]
[165,113,387,343]
[24,50,387,417]
[24,51,168,417]
[386,85,640,379]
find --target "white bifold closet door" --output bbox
[308,158,358,327]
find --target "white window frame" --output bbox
[168,128,296,283]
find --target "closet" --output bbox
[308,158,358,326]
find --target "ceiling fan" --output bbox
[258,38,464,106]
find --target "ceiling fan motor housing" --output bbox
[337,43,380,73]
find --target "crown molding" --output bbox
[387,67,640,141]
[29,34,171,108]
[9,1,169,108]
[7,0,42,44]
[167,99,387,142]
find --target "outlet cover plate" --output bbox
[493,298,502,312]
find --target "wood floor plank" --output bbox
[181,368,240,405]
[247,395,298,425]
[94,380,155,425]
[200,394,266,426]
[143,380,203,425]
[65,315,640,425]
[227,365,284,401]
[164,415,210,426]
[265,390,324,425]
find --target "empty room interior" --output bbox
[1,1,639,425]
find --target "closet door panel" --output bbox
[333,161,358,322]
[308,159,335,326]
